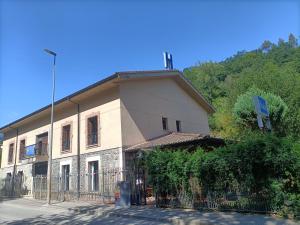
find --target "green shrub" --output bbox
[145,133,300,217]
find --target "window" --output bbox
[88,161,99,192]
[62,124,71,152]
[162,117,168,131]
[36,132,48,156]
[176,120,182,132]
[19,140,26,161]
[8,143,14,164]
[62,165,70,191]
[87,116,98,146]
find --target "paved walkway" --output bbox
[0,198,298,225]
[111,206,299,225]
[52,200,299,225]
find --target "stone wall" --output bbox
[0,164,33,196]
[0,147,122,197]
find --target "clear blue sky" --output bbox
[0,0,299,127]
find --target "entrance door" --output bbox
[62,165,70,191]
[88,161,99,192]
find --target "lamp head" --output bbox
[44,49,57,56]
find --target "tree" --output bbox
[278,38,285,47]
[184,34,300,138]
[184,63,227,103]
[288,33,298,48]
[261,40,273,53]
[233,87,288,134]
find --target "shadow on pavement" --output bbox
[3,203,167,225]
[2,200,298,225]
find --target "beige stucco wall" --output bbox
[0,76,211,170]
[0,87,122,169]
[120,78,210,147]
[77,86,122,155]
[1,116,51,169]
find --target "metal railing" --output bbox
[155,189,276,213]
[0,174,31,197]
[21,143,48,160]
[34,143,48,156]
[32,167,122,202]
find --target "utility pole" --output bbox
[44,49,57,205]
[10,127,18,197]
[68,99,80,199]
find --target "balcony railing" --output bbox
[24,143,48,159]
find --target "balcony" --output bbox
[22,143,48,163]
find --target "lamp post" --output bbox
[44,49,56,205]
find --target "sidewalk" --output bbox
[56,201,298,225]
[5,198,297,225]
[110,206,298,225]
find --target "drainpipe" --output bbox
[68,99,80,199]
[10,126,19,196]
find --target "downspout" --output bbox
[68,99,80,199]
[10,126,19,196]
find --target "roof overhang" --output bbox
[0,73,119,133]
[124,132,224,152]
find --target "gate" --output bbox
[127,167,147,205]
[32,175,47,200]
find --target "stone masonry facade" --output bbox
[0,147,122,196]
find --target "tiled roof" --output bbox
[125,132,206,151]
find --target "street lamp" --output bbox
[44,48,56,205]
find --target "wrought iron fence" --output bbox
[0,168,276,214]
[0,174,30,197]
[155,188,275,213]
[32,167,122,202]
[156,193,276,213]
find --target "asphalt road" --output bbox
[0,198,170,225]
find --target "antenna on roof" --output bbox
[163,52,173,70]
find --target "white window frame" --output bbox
[60,160,72,191]
[86,156,101,192]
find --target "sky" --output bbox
[0,0,299,127]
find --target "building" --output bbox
[0,70,214,200]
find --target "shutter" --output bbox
[62,126,66,150]
[66,126,70,150]
[93,117,98,144]
[88,118,93,145]
[8,144,14,163]
[19,140,25,160]
[64,125,70,150]
[42,136,48,154]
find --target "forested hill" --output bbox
[183,34,300,139]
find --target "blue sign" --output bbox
[253,96,269,117]
[25,145,35,157]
